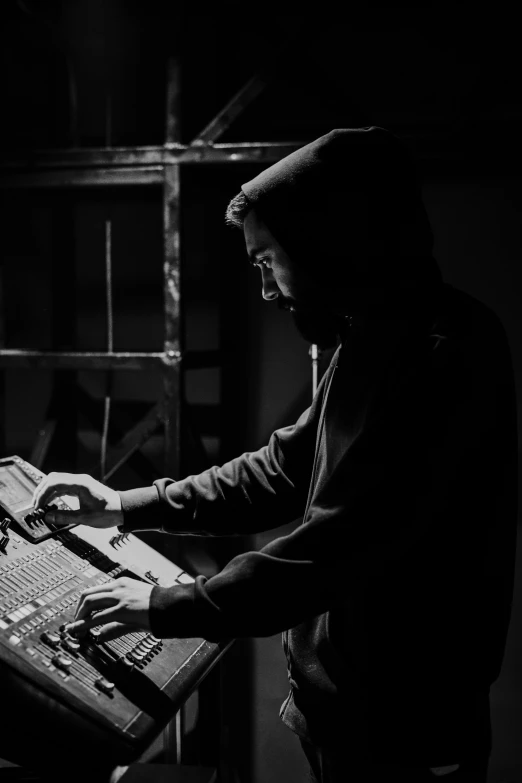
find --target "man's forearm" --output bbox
[119,434,312,537]
[118,379,329,538]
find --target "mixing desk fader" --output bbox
[0,456,228,771]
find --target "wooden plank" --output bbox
[102,400,167,482]
[191,72,269,145]
[0,146,169,169]
[74,387,160,483]
[0,350,219,371]
[0,167,164,188]
[183,142,302,164]
[2,136,517,181]
[163,164,182,477]
[0,265,5,454]
[0,142,303,177]
[0,350,169,371]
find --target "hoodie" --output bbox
[118,128,518,764]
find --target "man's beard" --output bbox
[277,296,342,348]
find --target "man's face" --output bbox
[243,208,342,348]
[243,208,315,312]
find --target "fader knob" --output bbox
[0,518,10,534]
[95,677,115,695]
[52,653,72,672]
[40,631,61,648]
[128,649,146,661]
[126,651,145,666]
[62,638,81,654]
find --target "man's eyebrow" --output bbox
[247,245,269,264]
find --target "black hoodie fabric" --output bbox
[118,128,518,764]
[242,126,441,289]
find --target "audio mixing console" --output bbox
[0,456,227,772]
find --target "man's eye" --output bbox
[257,258,270,267]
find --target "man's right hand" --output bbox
[32,472,123,529]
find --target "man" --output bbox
[33,128,517,782]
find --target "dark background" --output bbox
[1,2,521,781]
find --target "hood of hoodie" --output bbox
[241,127,442,293]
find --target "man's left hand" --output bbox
[66,577,154,642]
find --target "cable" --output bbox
[310,343,319,398]
[101,220,113,480]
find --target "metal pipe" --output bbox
[163,163,182,477]
[310,344,320,397]
[101,220,113,478]
[0,351,168,370]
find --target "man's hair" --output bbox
[225,191,252,229]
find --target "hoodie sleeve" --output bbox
[118,353,338,537]
[146,310,517,641]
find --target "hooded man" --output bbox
[34,127,518,782]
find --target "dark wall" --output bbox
[249,176,522,783]
[1,3,521,782]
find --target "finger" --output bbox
[74,578,129,617]
[79,582,118,597]
[91,622,133,643]
[32,478,50,510]
[75,593,117,621]
[75,590,116,620]
[67,606,126,636]
[34,482,81,510]
[32,473,70,509]
[44,509,82,527]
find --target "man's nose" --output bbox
[260,267,279,301]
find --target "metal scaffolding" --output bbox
[0,48,458,481]
[0,61,304,481]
